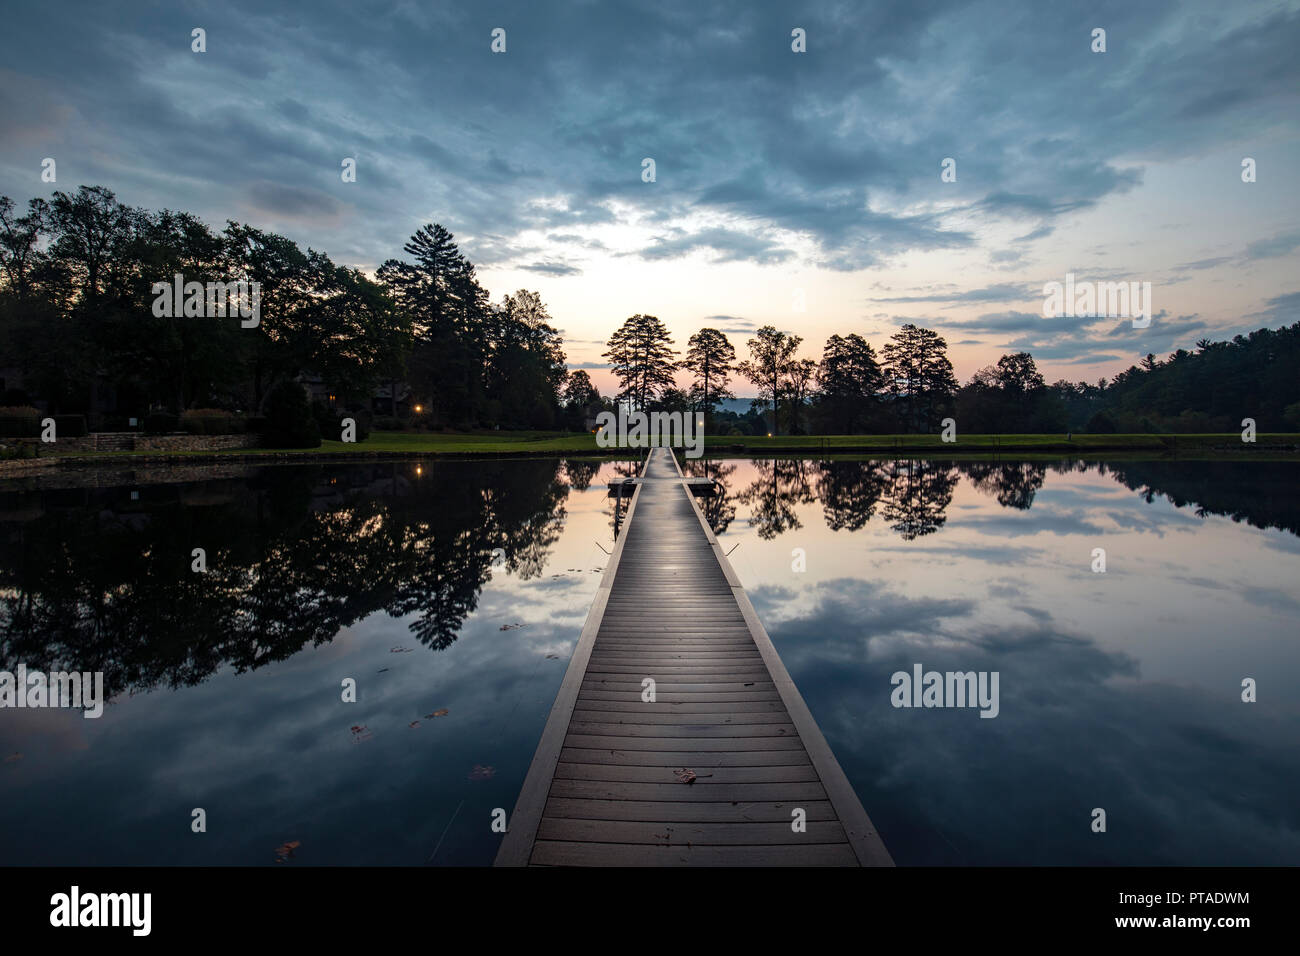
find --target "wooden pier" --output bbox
[495,447,893,866]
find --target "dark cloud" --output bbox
[1249,291,1300,325]
[872,283,1034,305]
[634,226,795,265]
[518,260,583,276]
[1244,231,1300,260]
[0,0,1295,284]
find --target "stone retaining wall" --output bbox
[1,433,258,476]
[18,432,258,453]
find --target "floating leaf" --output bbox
[409,720,420,729]
[468,764,495,781]
[349,724,373,743]
[545,653,559,660]
[498,623,526,631]
[390,646,414,653]
[4,753,21,764]
[273,840,300,862]
[426,708,449,718]
[376,667,389,674]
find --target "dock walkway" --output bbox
[495,447,892,866]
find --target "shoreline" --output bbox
[3,432,1299,477]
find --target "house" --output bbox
[294,372,412,416]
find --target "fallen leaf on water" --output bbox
[468,764,495,781]
[376,667,389,674]
[273,840,300,862]
[4,753,21,764]
[409,721,420,729]
[349,724,373,743]
[428,708,449,717]
[498,623,526,631]
[390,646,414,653]
[545,653,559,660]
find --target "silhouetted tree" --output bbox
[682,328,736,425]
[603,313,678,409]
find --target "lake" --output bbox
[1,456,1297,865]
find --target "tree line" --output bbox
[0,186,568,430]
[4,185,1295,436]
[600,313,1300,435]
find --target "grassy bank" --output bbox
[16,430,1300,466]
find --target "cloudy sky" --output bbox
[2,0,1297,393]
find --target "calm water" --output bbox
[1,457,1297,865]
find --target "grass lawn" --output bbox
[28,429,1298,462]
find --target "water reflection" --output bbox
[703,456,1300,865]
[1,455,1297,865]
[688,457,1299,543]
[1,461,577,699]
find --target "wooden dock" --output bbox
[495,447,893,866]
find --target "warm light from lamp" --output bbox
[414,404,423,413]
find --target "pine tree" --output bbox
[603,314,678,409]
[682,328,736,424]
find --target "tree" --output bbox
[880,324,958,433]
[563,370,599,408]
[486,290,567,428]
[1086,410,1117,433]
[224,222,315,412]
[816,333,883,433]
[603,314,678,409]
[264,379,321,448]
[783,357,818,434]
[993,352,1045,394]
[377,223,489,427]
[738,326,801,435]
[682,328,736,425]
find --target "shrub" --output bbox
[342,408,372,442]
[265,381,321,448]
[374,416,402,431]
[1,440,39,459]
[180,408,242,435]
[312,402,371,443]
[1085,410,1117,434]
[143,412,179,434]
[0,406,40,438]
[53,414,88,437]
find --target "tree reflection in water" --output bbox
[0,460,570,697]
[2,456,1294,702]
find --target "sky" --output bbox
[1,0,1298,395]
